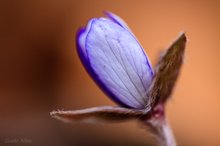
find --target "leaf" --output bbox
[148,33,187,106]
[50,106,147,124]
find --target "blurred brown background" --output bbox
[0,0,220,146]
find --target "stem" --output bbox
[145,118,176,146]
[141,104,176,146]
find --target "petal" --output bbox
[85,18,153,109]
[77,19,95,58]
[76,19,131,108]
[104,11,132,32]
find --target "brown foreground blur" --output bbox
[0,0,220,146]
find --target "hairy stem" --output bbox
[146,118,176,146]
[141,104,176,146]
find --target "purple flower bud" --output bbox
[52,12,186,146]
[76,12,154,109]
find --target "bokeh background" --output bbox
[0,0,220,145]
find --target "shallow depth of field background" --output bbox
[0,0,220,146]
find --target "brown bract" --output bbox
[148,33,186,106]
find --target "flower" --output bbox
[76,11,154,109]
[51,11,187,146]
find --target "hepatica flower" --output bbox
[51,12,187,146]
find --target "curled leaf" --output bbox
[50,106,148,124]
